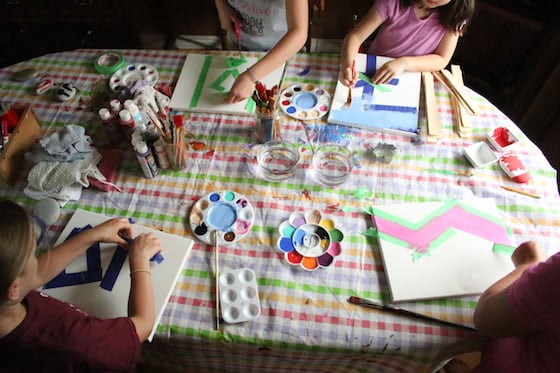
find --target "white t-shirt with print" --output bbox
[227,0,287,51]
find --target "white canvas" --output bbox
[327,54,421,136]
[371,199,515,302]
[170,53,285,115]
[41,209,194,341]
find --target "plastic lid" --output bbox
[119,109,132,121]
[98,108,112,121]
[135,140,148,154]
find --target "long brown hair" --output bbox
[400,0,476,33]
[0,200,35,298]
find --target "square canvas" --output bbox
[327,54,421,136]
[371,198,515,302]
[41,209,194,341]
[170,52,285,115]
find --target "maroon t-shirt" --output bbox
[1,290,141,372]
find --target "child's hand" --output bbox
[512,241,546,268]
[128,233,163,269]
[339,64,357,87]
[216,1,239,34]
[92,218,133,246]
[371,58,407,84]
[225,73,254,103]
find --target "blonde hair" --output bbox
[0,199,35,297]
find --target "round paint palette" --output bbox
[276,210,344,271]
[109,63,159,92]
[190,191,254,245]
[279,84,331,120]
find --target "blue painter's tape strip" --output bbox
[363,104,417,114]
[43,225,104,289]
[100,246,128,291]
[365,55,377,76]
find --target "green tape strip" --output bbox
[358,72,391,93]
[190,55,213,108]
[493,243,516,255]
[245,97,256,113]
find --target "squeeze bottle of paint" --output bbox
[153,137,170,169]
[98,107,122,146]
[126,101,147,133]
[133,140,158,178]
[118,109,135,141]
[109,99,122,116]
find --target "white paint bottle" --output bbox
[134,140,158,178]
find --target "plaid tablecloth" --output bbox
[1,49,559,372]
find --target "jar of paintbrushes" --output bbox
[163,114,188,170]
[253,82,281,144]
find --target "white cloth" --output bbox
[24,149,104,204]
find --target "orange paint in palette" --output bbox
[279,84,331,120]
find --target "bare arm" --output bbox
[370,31,459,84]
[225,0,308,103]
[215,0,237,33]
[34,218,131,288]
[473,241,547,337]
[340,5,384,86]
[127,233,162,341]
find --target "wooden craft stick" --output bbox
[422,72,441,137]
[451,64,472,132]
[434,70,478,116]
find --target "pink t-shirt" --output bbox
[479,252,560,372]
[1,290,141,372]
[367,0,448,57]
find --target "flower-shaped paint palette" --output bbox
[190,191,254,245]
[277,210,343,271]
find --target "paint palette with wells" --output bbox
[276,210,344,271]
[190,190,254,245]
[279,84,331,120]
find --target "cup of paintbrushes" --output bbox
[164,141,188,170]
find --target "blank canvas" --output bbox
[371,199,515,302]
[170,52,285,115]
[327,54,421,136]
[41,209,194,341]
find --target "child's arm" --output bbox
[215,0,238,34]
[34,218,132,288]
[225,0,308,103]
[370,31,459,84]
[473,241,546,337]
[127,233,162,341]
[340,5,384,87]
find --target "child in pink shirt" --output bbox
[340,0,475,86]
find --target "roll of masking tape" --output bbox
[94,51,126,75]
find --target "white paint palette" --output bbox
[109,63,159,92]
[190,190,254,245]
[279,84,331,120]
[219,268,261,324]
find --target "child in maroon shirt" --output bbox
[0,199,162,371]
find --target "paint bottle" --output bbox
[126,101,147,133]
[153,137,170,169]
[133,140,158,178]
[98,107,122,146]
[118,109,135,141]
[109,99,122,116]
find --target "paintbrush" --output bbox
[347,296,476,331]
[214,230,221,330]
[343,59,355,109]
[233,17,243,58]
